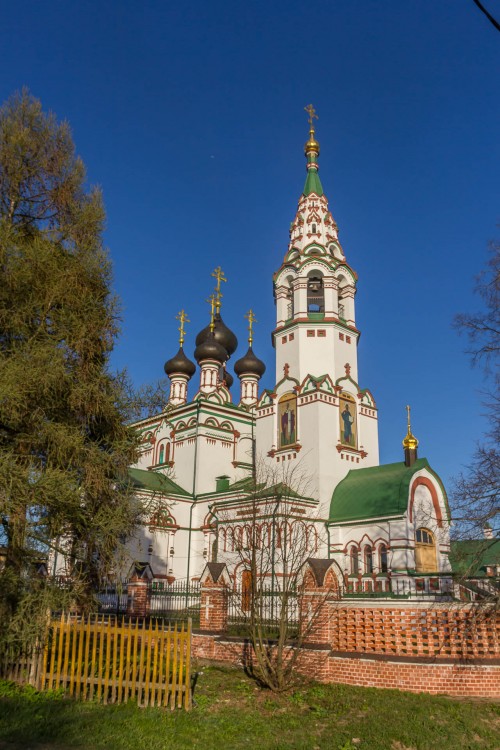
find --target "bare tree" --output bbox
[211,460,341,691]
[452,240,499,606]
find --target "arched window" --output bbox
[364,545,373,574]
[159,445,165,464]
[276,523,282,549]
[350,546,359,575]
[415,528,437,573]
[307,274,324,313]
[379,544,388,573]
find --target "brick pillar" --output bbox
[199,562,231,632]
[299,561,340,646]
[127,577,150,617]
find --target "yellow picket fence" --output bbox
[2,614,192,710]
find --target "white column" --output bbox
[168,374,189,406]
[199,360,219,394]
[239,375,259,406]
[293,278,308,316]
[323,275,338,316]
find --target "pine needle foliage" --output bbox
[0,90,140,650]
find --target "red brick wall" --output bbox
[328,605,500,660]
[196,565,500,697]
[192,632,500,698]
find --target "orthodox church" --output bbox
[127,108,451,592]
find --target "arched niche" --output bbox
[278,391,297,448]
[306,268,324,313]
[339,391,357,448]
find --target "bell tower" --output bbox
[257,107,379,512]
[273,105,359,386]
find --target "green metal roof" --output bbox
[128,468,190,496]
[303,168,324,197]
[329,458,432,523]
[449,539,500,575]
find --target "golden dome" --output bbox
[304,127,320,155]
[402,405,419,450]
[402,433,419,451]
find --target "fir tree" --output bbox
[0,90,139,646]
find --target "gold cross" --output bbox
[175,309,190,346]
[406,404,412,432]
[244,309,257,346]
[304,104,318,129]
[212,266,227,312]
[206,293,217,332]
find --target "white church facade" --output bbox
[126,110,452,594]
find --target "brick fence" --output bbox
[191,561,500,698]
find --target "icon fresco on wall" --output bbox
[278,392,297,447]
[339,391,357,448]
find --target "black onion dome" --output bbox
[164,346,196,378]
[194,333,227,364]
[222,369,234,389]
[195,314,238,358]
[234,347,266,378]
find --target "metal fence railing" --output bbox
[148,580,201,625]
[343,576,455,599]
[96,581,129,615]
[227,585,299,638]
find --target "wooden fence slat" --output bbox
[177,621,185,709]
[163,623,172,708]
[137,618,147,707]
[143,620,153,708]
[170,622,178,711]
[150,620,159,708]
[185,618,192,710]
[157,623,165,707]
[103,617,112,704]
[131,618,139,702]
[75,618,85,699]
[124,617,132,703]
[69,615,79,696]
[90,614,98,701]
[111,616,119,704]
[117,617,126,704]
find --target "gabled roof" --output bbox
[450,539,500,575]
[198,477,315,504]
[128,467,190,497]
[329,458,434,523]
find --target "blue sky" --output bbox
[2,1,499,490]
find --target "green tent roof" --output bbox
[128,468,190,496]
[303,168,324,197]
[449,539,500,575]
[329,458,433,523]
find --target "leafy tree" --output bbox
[0,90,140,648]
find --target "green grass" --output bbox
[0,666,498,750]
